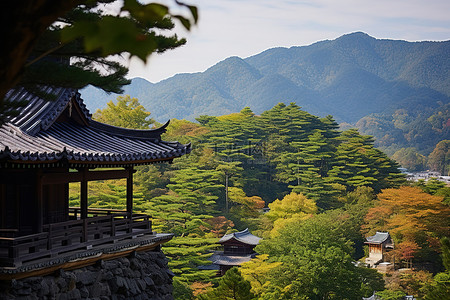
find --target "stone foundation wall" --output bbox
[0,250,173,300]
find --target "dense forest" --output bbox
[69,96,450,299]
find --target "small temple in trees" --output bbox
[0,87,190,280]
[209,228,261,276]
[365,231,394,268]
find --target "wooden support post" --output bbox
[64,172,69,222]
[9,245,19,260]
[80,168,88,220]
[82,219,88,243]
[110,215,116,237]
[36,170,43,233]
[47,224,52,250]
[126,167,134,219]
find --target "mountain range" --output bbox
[81,32,450,155]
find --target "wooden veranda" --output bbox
[0,208,152,267]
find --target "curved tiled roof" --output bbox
[0,87,190,167]
[211,253,253,266]
[366,232,390,244]
[219,228,261,245]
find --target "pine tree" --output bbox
[277,130,338,207]
[148,166,222,235]
[198,267,256,300]
[328,129,405,192]
[163,236,218,284]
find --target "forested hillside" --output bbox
[69,96,450,299]
[81,32,450,157]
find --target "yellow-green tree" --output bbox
[240,254,282,296]
[265,192,317,237]
[93,95,155,129]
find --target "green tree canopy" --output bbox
[421,237,450,299]
[428,140,450,175]
[246,210,384,299]
[392,147,428,171]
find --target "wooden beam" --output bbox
[41,169,130,185]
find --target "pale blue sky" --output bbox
[126,0,450,83]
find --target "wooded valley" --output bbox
[69,96,449,299]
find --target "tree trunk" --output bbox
[225,173,229,213]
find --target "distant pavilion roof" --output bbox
[365,232,392,244]
[0,86,190,168]
[211,253,254,266]
[219,228,261,246]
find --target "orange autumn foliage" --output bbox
[191,281,213,297]
[206,216,235,238]
[397,240,421,260]
[363,186,450,260]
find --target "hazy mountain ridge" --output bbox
[81,32,449,154]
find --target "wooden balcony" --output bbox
[0,208,153,268]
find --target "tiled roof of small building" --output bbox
[219,228,261,246]
[210,253,254,266]
[0,87,190,167]
[365,232,391,244]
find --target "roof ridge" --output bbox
[39,89,78,133]
[6,87,77,136]
[234,228,250,237]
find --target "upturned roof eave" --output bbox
[89,119,170,141]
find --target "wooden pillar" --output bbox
[64,171,70,222]
[80,168,88,219]
[36,170,43,232]
[126,167,134,218]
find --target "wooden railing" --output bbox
[68,207,129,218]
[0,211,152,267]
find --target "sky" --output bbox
[124,0,450,83]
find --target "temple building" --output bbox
[365,231,394,268]
[0,86,190,282]
[209,228,261,276]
